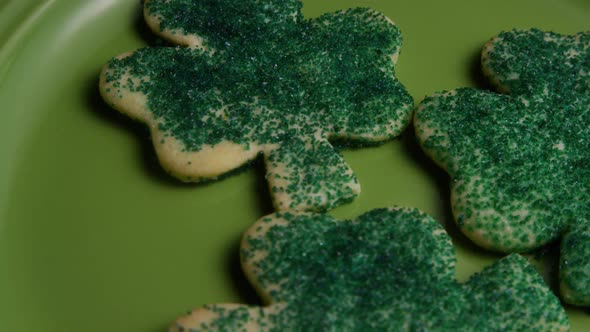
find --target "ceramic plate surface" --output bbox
[1,0,589,331]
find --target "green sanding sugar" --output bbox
[415,29,590,304]
[104,3,411,149]
[185,208,568,331]
[102,0,413,211]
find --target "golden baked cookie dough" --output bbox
[171,208,568,331]
[415,29,590,305]
[100,0,413,212]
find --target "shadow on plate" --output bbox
[401,127,494,256]
[226,234,264,306]
[468,47,494,92]
[134,1,172,48]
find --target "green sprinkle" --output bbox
[415,29,590,304]
[183,208,568,331]
[102,0,413,211]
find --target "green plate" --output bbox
[1,0,589,331]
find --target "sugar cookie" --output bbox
[100,0,413,211]
[415,29,590,305]
[171,208,568,331]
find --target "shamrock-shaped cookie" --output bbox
[100,0,413,211]
[415,29,590,304]
[170,208,568,331]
